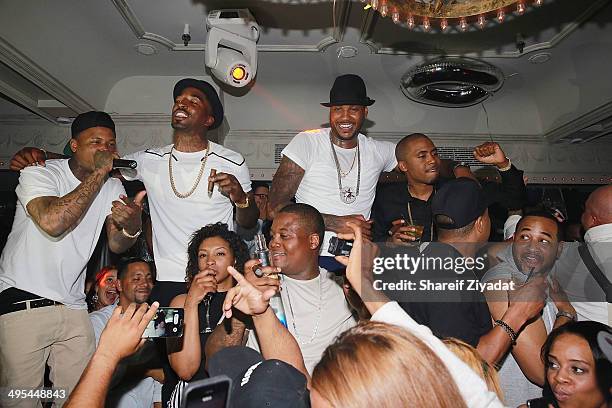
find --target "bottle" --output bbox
[253,233,287,328]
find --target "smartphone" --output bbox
[328,236,353,256]
[142,307,184,338]
[181,375,231,408]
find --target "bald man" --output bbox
[554,185,612,325]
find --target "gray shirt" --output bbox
[482,246,556,408]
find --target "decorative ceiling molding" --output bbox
[110,0,350,53]
[543,100,612,143]
[0,80,57,123]
[359,0,610,57]
[0,37,94,117]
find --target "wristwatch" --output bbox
[234,195,249,209]
[452,161,469,170]
[556,310,577,321]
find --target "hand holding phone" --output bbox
[142,307,184,338]
[328,236,353,257]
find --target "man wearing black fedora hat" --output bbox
[269,74,397,266]
[10,79,259,307]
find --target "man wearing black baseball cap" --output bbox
[206,347,310,408]
[9,79,259,307]
[0,111,144,406]
[398,178,548,369]
[269,74,398,270]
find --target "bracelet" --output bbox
[234,195,249,209]
[40,148,48,161]
[556,310,577,321]
[497,158,512,172]
[494,319,518,346]
[121,228,142,239]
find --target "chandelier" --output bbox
[365,0,544,32]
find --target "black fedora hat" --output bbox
[321,74,375,107]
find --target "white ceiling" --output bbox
[1,0,612,144]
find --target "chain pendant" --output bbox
[340,187,357,204]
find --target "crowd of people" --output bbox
[0,74,610,408]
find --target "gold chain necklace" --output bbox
[168,145,209,199]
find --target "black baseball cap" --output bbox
[173,78,224,130]
[208,347,310,408]
[71,111,115,138]
[431,178,487,229]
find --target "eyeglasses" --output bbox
[254,194,268,199]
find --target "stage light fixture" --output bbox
[205,9,259,88]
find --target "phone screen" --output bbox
[142,307,184,338]
[182,376,231,408]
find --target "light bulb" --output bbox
[440,18,448,31]
[459,17,468,31]
[478,14,486,28]
[534,0,543,6]
[517,2,525,14]
[407,14,415,29]
[392,10,400,24]
[497,9,505,22]
[370,0,378,10]
[380,1,388,17]
[423,17,431,31]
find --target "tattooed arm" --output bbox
[26,152,113,237]
[268,156,305,219]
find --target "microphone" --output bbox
[112,159,137,170]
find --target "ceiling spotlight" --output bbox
[205,9,260,87]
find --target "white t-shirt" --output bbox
[282,129,396,255]
[246,268,357,373]
[0,160,125,309]
[372,302,504,408]
[122,142,252,282]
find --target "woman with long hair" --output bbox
[85,265,118,312]
[166,223,248,406]
[311,321,467,408]
[523,321,611,408]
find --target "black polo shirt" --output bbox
[371,165,526,243]
[371,179,447,242]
